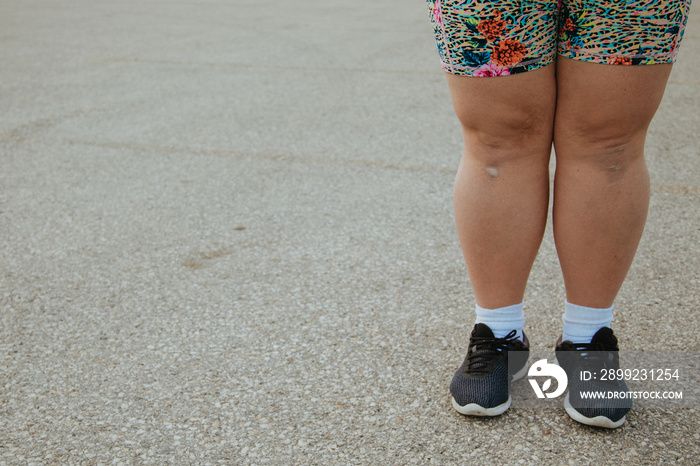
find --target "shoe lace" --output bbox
[466,329,519,375]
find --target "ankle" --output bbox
[561,300,614,343]
[475,302,525,341]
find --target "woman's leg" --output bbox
[552,59,672,427]
[552,57,672,309]
[448,65,556,416]
[448,65,556,310]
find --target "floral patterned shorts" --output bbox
[427,0,692,76]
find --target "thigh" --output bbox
[428,0,559,76]
[446,65,557,163]
[553,57,672,154]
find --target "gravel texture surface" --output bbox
[1,1,698,464]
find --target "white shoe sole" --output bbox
[564,393,626,429]
[451,395,511,416]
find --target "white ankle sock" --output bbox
[475,302,525,341]
[562,301,614,344]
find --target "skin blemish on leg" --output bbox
[486,167,499,178]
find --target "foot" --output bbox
[450,323,529,416]
[555,327,632,428]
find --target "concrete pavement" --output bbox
[1,1,699,463]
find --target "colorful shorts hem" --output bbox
[557,48,682,66]
[440,52,556,77]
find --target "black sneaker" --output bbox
[450,323,529,416]
[555,327,632,428]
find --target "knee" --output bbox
[554,118,649,177]
[458,110,553,169]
